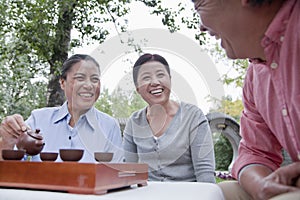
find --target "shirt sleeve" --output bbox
[190,110,216,183]
[231,64,283,179]
[122,118,139,162]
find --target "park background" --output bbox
[0,0,249,173]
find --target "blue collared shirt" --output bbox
[25,102,124,163]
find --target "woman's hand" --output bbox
[0,114,28,150]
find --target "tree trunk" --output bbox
[47,1,77,107]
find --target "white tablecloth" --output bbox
[0,181,225,200]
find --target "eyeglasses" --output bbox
[193,0,201,13]
[193,1,208,32]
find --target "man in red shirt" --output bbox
[193,0,300,199]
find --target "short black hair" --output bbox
[132,53,170,87]
[60,54,100,80]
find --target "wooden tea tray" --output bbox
[0,161,148,194]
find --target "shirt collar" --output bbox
[83,107,97,131]
[53,102,69,123]
[53,101,97,131]
[261,0,297,66]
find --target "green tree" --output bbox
[211,96,243,122]
[214,134,233,171]
[207,41,249,89]
[0,0,202,114]
[95,88,113,116]
[110,87,133,118]
[95,87,146,134]
[129,91,148,114]
[0,37,48,120]
[96,87,147,119]
[209,96,243,171]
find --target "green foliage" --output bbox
[0,0,204,110]
[0,35,48,121]
[214,134,233,171]
[222,59,249,88]
[95,87,147,119]
[207,41,248,88]
[209,96,243,170]
[129,91,148,113]
[95,88,113,116]
[215,176,225,183]
[210,96,243,122]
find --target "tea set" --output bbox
[1,129,113,162]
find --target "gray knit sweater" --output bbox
[123,102,215,183]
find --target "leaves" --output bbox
[0,37,48,120]
[95,87,147,118]
[214,134,233,171]
[209,96,243,122]
[0,0,247,122]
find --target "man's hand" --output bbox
[240,163,300,200]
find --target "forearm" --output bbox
[239,164,272,198]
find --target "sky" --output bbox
[73,1,242,114]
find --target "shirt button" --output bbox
[263,38,271,46]
[280,36,284,42]
[270,62,278,69]
[282,108,288,116]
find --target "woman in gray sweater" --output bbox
[122,53,215,183]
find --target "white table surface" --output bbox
[0,181,225,200]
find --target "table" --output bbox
[0,182,225,200]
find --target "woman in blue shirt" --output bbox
[0,54,123,162]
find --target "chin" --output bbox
[225,51,247,60]
[80,102,94,109]
[226,54,238,59]
[224,47,250,60]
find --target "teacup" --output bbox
[2,149,26,160]
[40,152,58,161]
[94,152,113,162]
[59,149,84,162]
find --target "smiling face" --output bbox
[60,60,100,115]
[194,0,266,59]
[136,61,171,106]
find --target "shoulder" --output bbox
[123,107,147,132]
[180,102,205,117]
[128,107,147,123]
[26,106,63,128]
[243,62,269,100]
[30,106,60,117]
[245,62,268,81]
